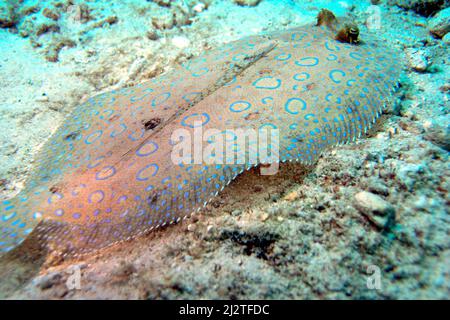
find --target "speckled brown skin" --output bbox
[0,11,402,258]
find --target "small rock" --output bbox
[171,36,190,49]
[253,185,263,192]
[112,262,137,280]
[36,95,49,102]
[152,12,174,30]
[428,7,450,38]
[423,116,450,151]
[187,223,196,232]
[0,2,16,28]
[405,48,431,72]
[260,213,269,221]
[43,8,60,21]
[33,271,63,290]
[442,32,450,44]
[367,178,390,196]
[233,0,262,6]
[153,0,171,7]
[396,163,427,190]
[206,225,215,234]
[67,4,91,23]
[354,191,395,228]
[146,29,159,41]
[283,190,300,202]
[231,209,242,216]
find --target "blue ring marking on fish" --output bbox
[347,79,356,86]
[117,195,127,203]
[95,166,116,181]
[73,213,81,219]
[85,130,103,144]
[130,88,154,102]
[349,52,363,60]
[291,32,308,41]
[230,100,251,113]
[2,212,16,222]
[136,164,159,181]
[259,123,278,134]
[54,209,64,217]
[181,113,210,128]
[136,141,159,157]
[293,72,310,81]
[191,67,209,77]
[128,128,145,141]
[88,190,105,204]
[110,123,127,138]
[304,113,316,120]
[87,156,105,169]
[293,42,311,49]
[295,57,319,67]
[151,92,171,107]
[261,96,274,104]
[275,53,292,61]
[325,41,340,52]
[252,76,282,90]
[329,70,346,83]
[47,193,63,204]
[285,98,307,115]
[327,54,338,61]
[223,76,237,87]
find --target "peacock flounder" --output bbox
[0,10,402,258]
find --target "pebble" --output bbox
[233,0,261,6]
[33,271,63,290]
[36,95,49,102]
[428,7,450,38]
[146,29,159,41]
[231,209,242,217]
[193,3,206,13]
[423,116,450,151]
[0,2,15,28]
[442,32,450,44]
[354,191,395,228]
[206,225,214,234]
[187,223,196,232]
[367,178,390,196]
[171,36,190,49]
[283,190,300,202]
[405,48,431,72]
